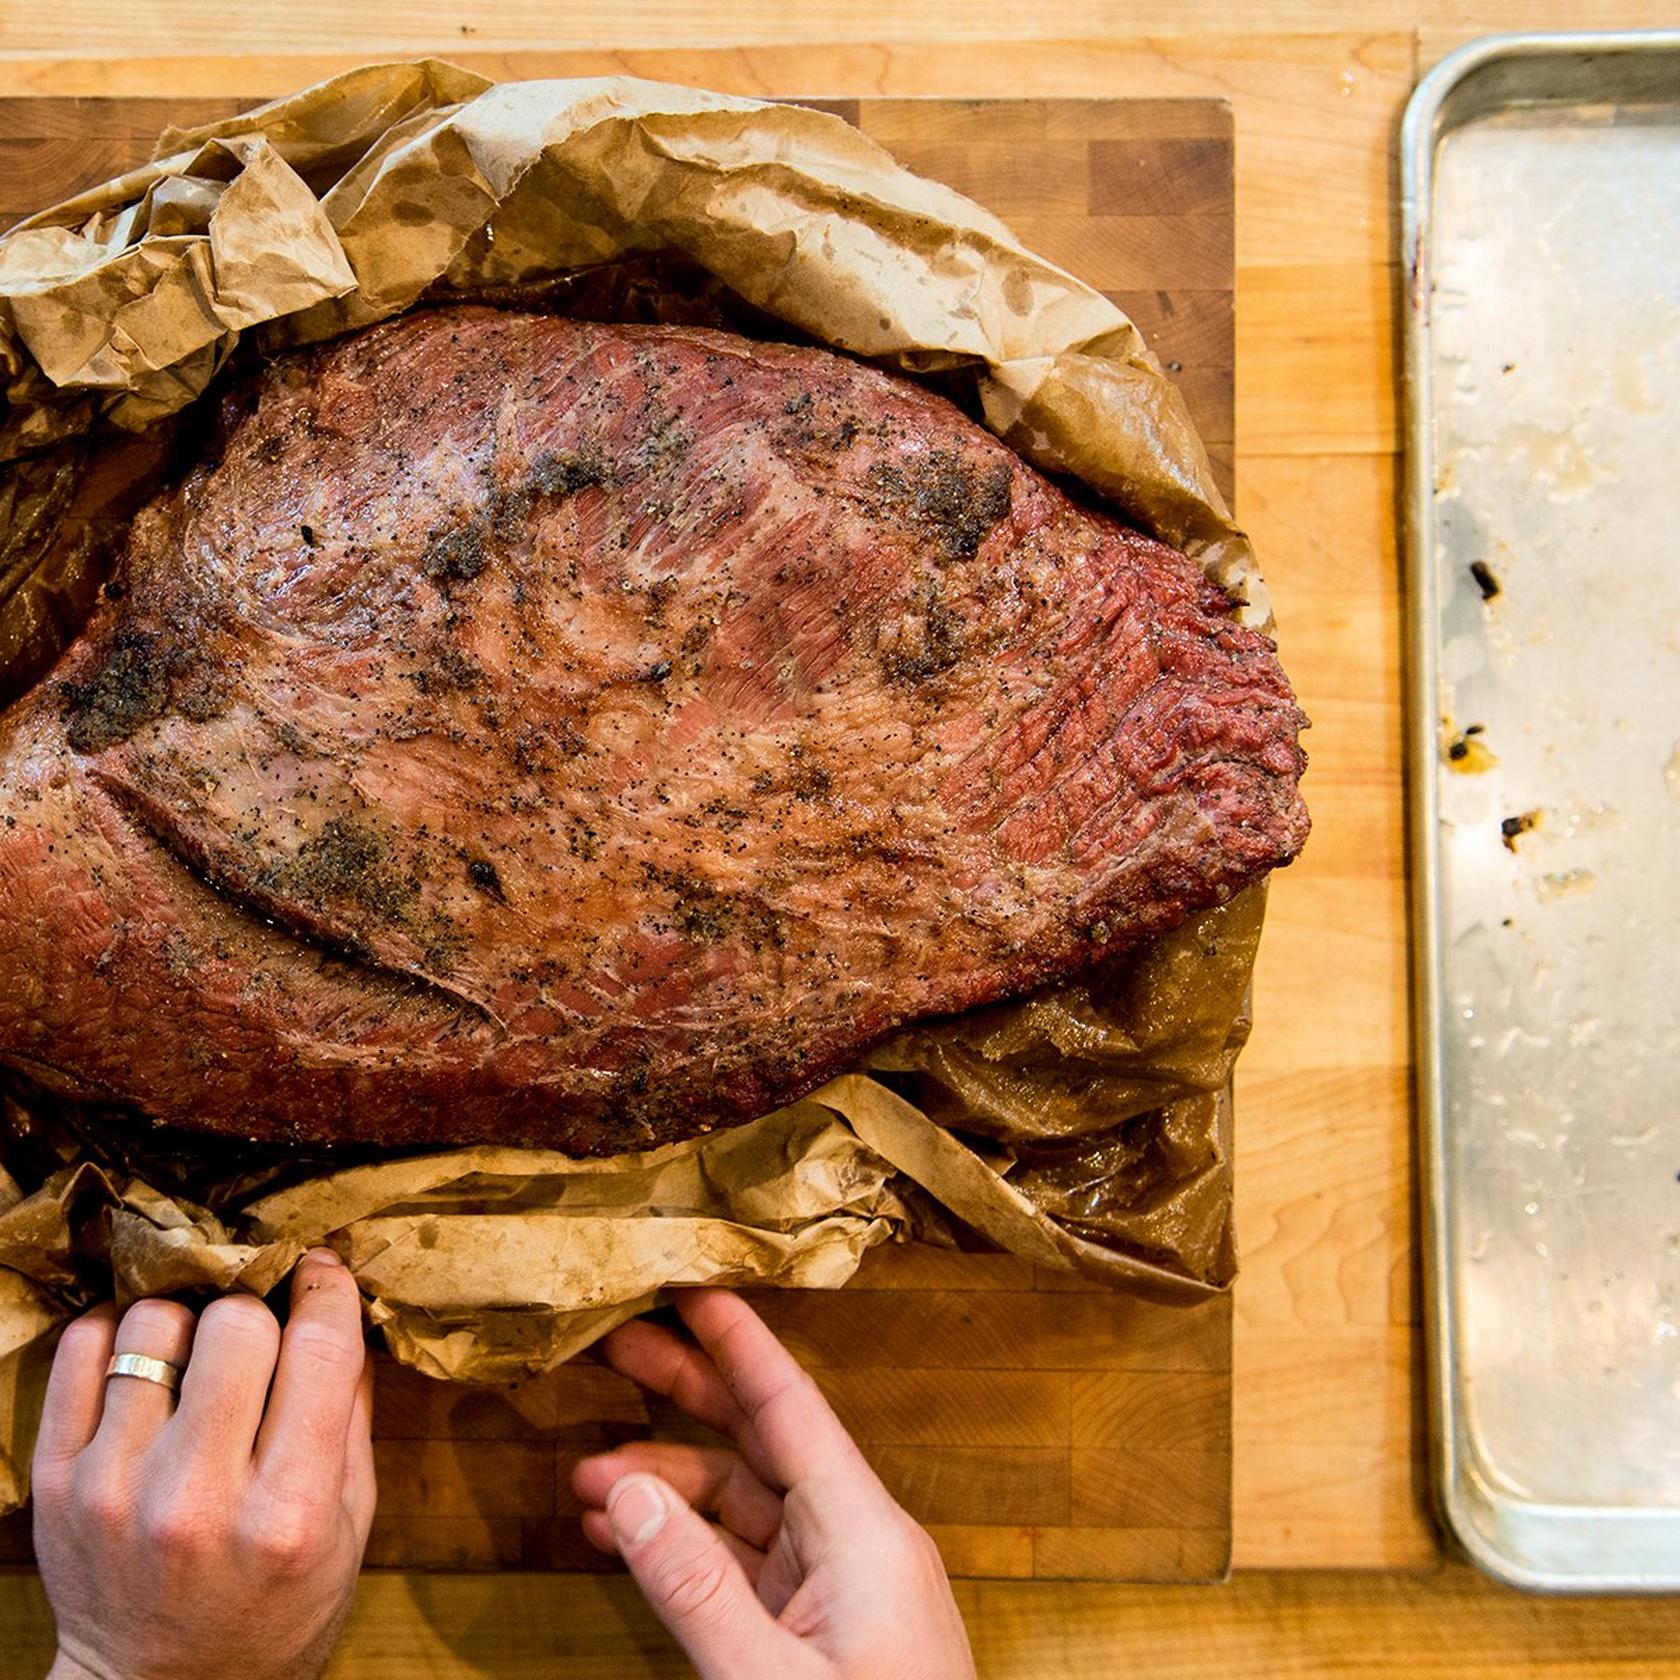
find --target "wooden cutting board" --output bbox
[0,90,1235,1583]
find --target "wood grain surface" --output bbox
[9,1560,1680,1678]
[4,2,1678,74]
[0,86,1238,1584]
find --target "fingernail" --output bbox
[608,1475,668,1547]
[304,1247,343,1268]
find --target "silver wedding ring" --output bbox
[104,1352,183,1394]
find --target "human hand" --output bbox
[32,1250,376,1680]
[573,1288,976,1680]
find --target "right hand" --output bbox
[573,1288,976,1680]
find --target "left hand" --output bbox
[32,1249,376,1680]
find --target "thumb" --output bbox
[607,1472,791,1680]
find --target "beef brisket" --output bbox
[0,307,1308,1153]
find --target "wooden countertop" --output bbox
[4,3,1680,1672]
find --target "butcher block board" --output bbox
[0,90,1235,1583]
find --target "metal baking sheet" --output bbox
[1404,32,1680,1592]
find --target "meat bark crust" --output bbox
[0,307,1308,1155]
